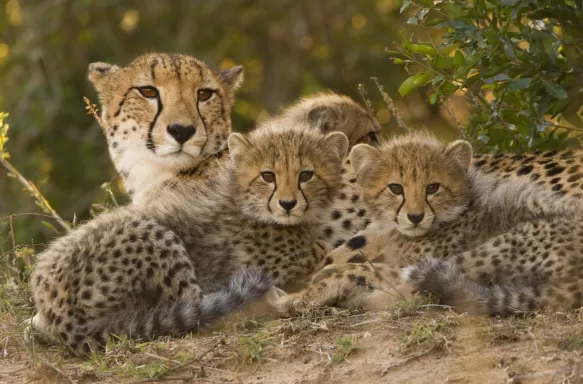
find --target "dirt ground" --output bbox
[2,282,583,384]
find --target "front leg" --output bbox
[328,221,394,264]
[270,263,415,313]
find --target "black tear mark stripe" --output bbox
[113,89,132,117]
[395,193,406,225]
[140,87,163,152]
[195,87,210,155]
[297,173,310,214]
[267,179,277,214]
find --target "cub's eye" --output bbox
[137,86,158,99]
[299,171,314,182]
[261,172,276,183]
[426,183,440,195]
[388,183,404,195]
[197,89,214,102]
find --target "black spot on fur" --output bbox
[346,235,366,250]
[517,165,533,176]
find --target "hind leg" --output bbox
[270,263,414,313]
[32,215,204,356]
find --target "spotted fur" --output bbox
[31,120,348,356]
[272,133,583,314]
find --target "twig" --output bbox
[9,215,16,262]
[371,77,410,132]
[527,328,539,355]
[0,156,70,232]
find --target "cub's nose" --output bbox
[167,124,196,144]
[407,212,425,225]
[279,200,297,212]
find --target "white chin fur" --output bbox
[272,215,303,226]
[397,225,430,238]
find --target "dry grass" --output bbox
[4,281,583,384]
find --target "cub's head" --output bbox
[88,53,243,199]
[350,133,472,237]
[281,93,382,149]
[228,120,348,225]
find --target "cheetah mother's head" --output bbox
[88,52,243,202]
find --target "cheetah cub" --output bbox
[88,53,243,204]
[31,120,348,356]
[278,92,383,148]
[273,132,583,313]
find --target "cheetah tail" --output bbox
[67,268,272,356]
[401,258,539,316]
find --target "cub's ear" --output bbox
[445,140,473,170]
[88,62,120,93]
[323,131,349,160]
[350,143,381,176]
[307,104,341,134]
[228,132,251,165]
[220,65,244,91]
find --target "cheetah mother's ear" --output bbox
[444,140,473,171]
[88,62,120,93]
[350,143,381,177]
[220,65,244,91]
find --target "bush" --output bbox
[393,0,583,152]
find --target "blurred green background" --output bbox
[0,0,457,255]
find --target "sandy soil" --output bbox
[2,298,583,384]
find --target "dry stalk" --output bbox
[371,77,410,132]
[83,96,103,126]
[0,156,71,232]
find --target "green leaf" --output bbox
[392,58,405,64]
[541,79,568,99]
[41,220,60,234]
[453,51,465,68]
[417,8,430,20]
[398,73,424,97]
[440,82,459,95]
[429,93,438,105]
[407,16,419,25]
[413,72,435,87]
[400,0,412,13]
[453,53,482,79]
[507,78,533,90]
[434,56,454,69]
[408,43,438,55]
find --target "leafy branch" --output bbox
[391,0,583,152]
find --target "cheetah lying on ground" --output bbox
[31,117,349,356]
[272,133,583,314]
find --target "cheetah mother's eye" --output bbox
[197,89,214,102]
[137,86,158,99]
